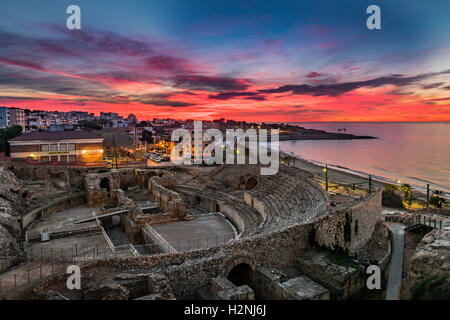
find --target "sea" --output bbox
[279,122,450,197]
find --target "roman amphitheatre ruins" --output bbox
[0,160,391,300]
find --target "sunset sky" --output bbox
[0,0,449,121]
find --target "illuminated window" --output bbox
[68,143,76,151]
[50,144,58,151]
[41,156,50,162]
[59,143,67,151]
[40,144,49,152]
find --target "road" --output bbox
[386,223,405,300]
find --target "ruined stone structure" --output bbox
[314,190,382,255]
[0,162,387,300]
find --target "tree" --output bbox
[101,130,133,169]
[401,184,414,207]
[79,120,101,130]
[385,184,399,191]
[0,125,23,155]
[430,190,446,209]
[382,185,404,209]
[140,130,154,144]
[140,130,154,152]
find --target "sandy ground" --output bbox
[282,152,438,204]
[283,152,386,189]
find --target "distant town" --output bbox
[0,106,374,167]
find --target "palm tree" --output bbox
[430,190,446,209]
[401,184,413,207]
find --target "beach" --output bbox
[280,151,442,204]
[281,151,386,189]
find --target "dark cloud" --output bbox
[145,55,192,73]
[225,107,338,118]
[173,75,250,92]
[208,91,261,100]
[207,70,450,101]
[244,96,266,101]
[422,82,444,89]
[60,29,153,56]
[306,71,322,78]
[443,85,450,90]
[0,27,244,105]
[258,70,450,96]
[0,96,42,101]
[0,57,46,72]
[130,95,195,107]
[0,67,115,99]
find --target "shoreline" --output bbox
[280,150,387,189]
[279,134,377,141]
[279,150,450,201]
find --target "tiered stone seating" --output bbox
[176,165,329,238]
[247,166,329,231]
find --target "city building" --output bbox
[8,130,105,165]
[0,106,10,128]
[9,108,26,129]
[127,114,137,124]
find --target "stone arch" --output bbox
[223,255,260,298]
[227,263,253,287]
[100,177,110,192]
[222,255,257,277]
[244,176,258,190]
[236,174,259,190]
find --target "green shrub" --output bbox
[384,184,399,191]
[410,273,450,300]
[382,188,404,208]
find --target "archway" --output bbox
[100,177,110,192]
[227,263,253,287]
[223,255,261,298]
[245,176,258,190]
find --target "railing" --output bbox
[142,224,177,254]
[409,214,446,230]
[115,244,139,257]
[0,256,25,274]
[10,159,108,167]
[0,259,68,298]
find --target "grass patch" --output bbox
[316,247,361,269]
[324,251,361,269]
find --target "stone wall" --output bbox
[85,172,120,206]
[295,255,365,299]
[314,189,382,255]
[349,190,382,253]
[22,192,86,230]
[148,175,186,219]
[4,162,107,188]
[99,220,314,298]
[117,168,136,190]
[136,169,166,188]
[243,192,267,225]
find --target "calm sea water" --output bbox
[280,122,450,196]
